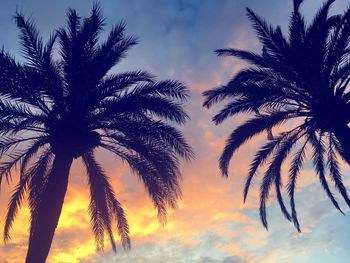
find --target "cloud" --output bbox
[85,232,247,263]
[199,256,246,263]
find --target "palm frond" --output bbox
[84,3,105,53]
[106,191,130,250]
[326,7,350,80]
[131,80,189,103]
[327,134,350,207]
[215,49,268,68]
[309,131,344,214]
[83,151,130,251]
[98,95,189,124]
[27,149,53,239]
[287,137,309,231]
[92,71,154,103]
[100,117,193,160]
[289,0,305,50]
[259,126,305,229]
[212,95,289,125]
[244,126,303,202]
[219,111,295,177]
[82,152,116,251]
[13,12,43,68]
[203,68,283,108]
[100,143,177,223]
[246,8,287,57]
[105,133,181,190]
[92,25,137,81]
[3,172,31,241]
[0,137,48,184]
[0,52,28,98]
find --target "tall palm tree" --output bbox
[203,0,350,231]
[0,4,192,262]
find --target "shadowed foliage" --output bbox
[203,0,350,231]
[0,4,192,262]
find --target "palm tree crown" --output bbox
[0,4,192,262]
[203,0,350,231]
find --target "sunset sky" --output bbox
[1,0,350,262]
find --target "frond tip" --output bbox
[83,151,131,252]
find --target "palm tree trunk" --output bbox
[25,152,74,263]
[333,124,350,165]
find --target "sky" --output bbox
[1,0,350,262]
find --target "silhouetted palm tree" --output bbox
[203,0,350,231]
[0,5,192,262]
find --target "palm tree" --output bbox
[0,4,192,262]
[203,0,350,231]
